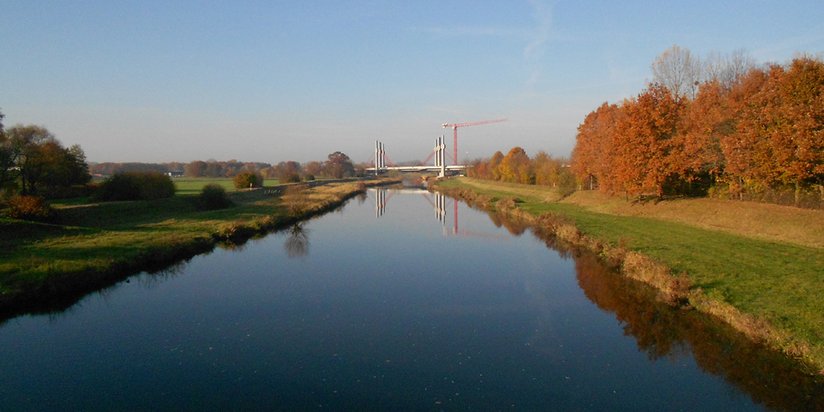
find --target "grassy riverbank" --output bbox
[435,177,824,374]
[0,179,392,312]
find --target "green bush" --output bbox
[198,184,232,210]
[96,172,175,201]
[6,195,56,222]
[282,173,301,183]
[233,172,263,189]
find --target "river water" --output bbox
[0,188,821,410]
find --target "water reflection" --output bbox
[373,188,507,239]
[487,208,823,411]
[283,223,310,258]
[566,250,824,411]
[1,188,821,411]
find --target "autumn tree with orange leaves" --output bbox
[611,84,683,197]
[571,102,621,192]
[735,58,824,204]
[499,147,533,184]
[570,47,823,208]
[467,147,575,193]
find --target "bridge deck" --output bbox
[365,165,467,172]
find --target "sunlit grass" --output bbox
[172,177,283,195]
[172,177,238,195]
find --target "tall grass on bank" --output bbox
[436,177,824,373]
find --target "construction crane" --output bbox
[441,118,507,165]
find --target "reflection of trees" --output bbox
[475,205,824,411]
[136,260,190,289]
[500,216,527,236]
[573,251,824,411]
[575,253,681,358]
[284,223,309,258]
[486,210,528,236]
[219,240,248,252]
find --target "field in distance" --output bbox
[173,177,279,195]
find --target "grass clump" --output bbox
[233,172,263,189]
[197,184,232,210]
[4,195,57,222]
[173,178,236,195]
[96,172,175,201]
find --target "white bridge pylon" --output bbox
[374,140,386,170]
[366,136,465,177]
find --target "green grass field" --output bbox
[437,177,824,371]
[172,177,239,195]
[0,180,365,309]
[171,177,282,195]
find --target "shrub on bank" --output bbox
[5,195,56,222]
[233,172,263,189]
[96,172,175,201]
[198,184,232,210]
[281,173,301,183]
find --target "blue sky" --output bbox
[2,1,822,163]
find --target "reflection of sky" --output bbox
[0,190,771,410]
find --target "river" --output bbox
[0,187,820,410]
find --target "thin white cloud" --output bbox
[523,0,553,60]
[414,25,530,38]
[523,0,553,90]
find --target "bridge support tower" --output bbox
[433,135,446,177]
[374,140,386,175]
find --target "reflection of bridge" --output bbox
[366,138,466,177]
[372,188,504,239]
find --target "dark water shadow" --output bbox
[572,249,823,411]
[0,253,199,328]
[475,202,824,411]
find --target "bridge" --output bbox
[365,137,466,177]
[365,118,505,177]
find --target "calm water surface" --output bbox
[0,188,821,411]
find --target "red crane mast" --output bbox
[441,118,506,165]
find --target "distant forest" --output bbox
[88,160,267,178]
[89,151,359,182]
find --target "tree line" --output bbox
[467,147,576,192]
[570,46,823,208]
[91,152,359,181]
[0,119,90,198]
[254,151,357,181]
[1,109,361,207]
